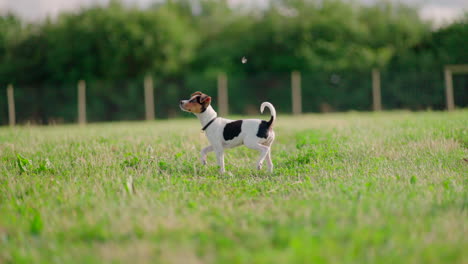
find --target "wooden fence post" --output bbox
[372,68,382,111]
[443,64,468,111]
[78,80,86,125]
[144,75,155,120]
[291,71,302,115]
[217,73,228,116]
[444,67,455,111]
[7,84,15,126]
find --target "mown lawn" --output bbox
[0,111,467,264]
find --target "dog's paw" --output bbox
[257,163,263,170]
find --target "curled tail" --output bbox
[260,102,276,127]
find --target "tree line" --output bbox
[0,0,467,123]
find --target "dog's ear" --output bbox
[200,94,211,104]
[191,91,203,97]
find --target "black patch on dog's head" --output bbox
[196,92,211,113]
[223,120,243,141]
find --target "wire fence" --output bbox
[1,67,467,126]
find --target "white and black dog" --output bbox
[179,91,276,173]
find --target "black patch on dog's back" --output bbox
[223,120,243,141]
[257,120,271,139]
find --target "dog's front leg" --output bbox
[200,145,213,165]
[214,149,225,174]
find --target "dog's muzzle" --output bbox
[179,100,189,112]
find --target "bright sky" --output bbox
[0,0,466,27]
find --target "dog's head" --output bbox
[179,91,212,113]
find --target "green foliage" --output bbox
[30,210,43,235]
[0,2,198,86]
[42,2,197,82]
[0,2,198,123]
[382,18,468,110]
[16,154,32,173]
[0,1,466,124]
[16,154,55,174]
[0,15,27,84]
[192,0,429,72]
[121,153,141,168]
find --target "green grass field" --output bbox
[0,111,467,264]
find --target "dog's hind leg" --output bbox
[245,140,270,170]
[265,150,273,172]
[263,132,275,172]
[201,145,213,165]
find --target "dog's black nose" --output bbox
[179,100,183,105]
